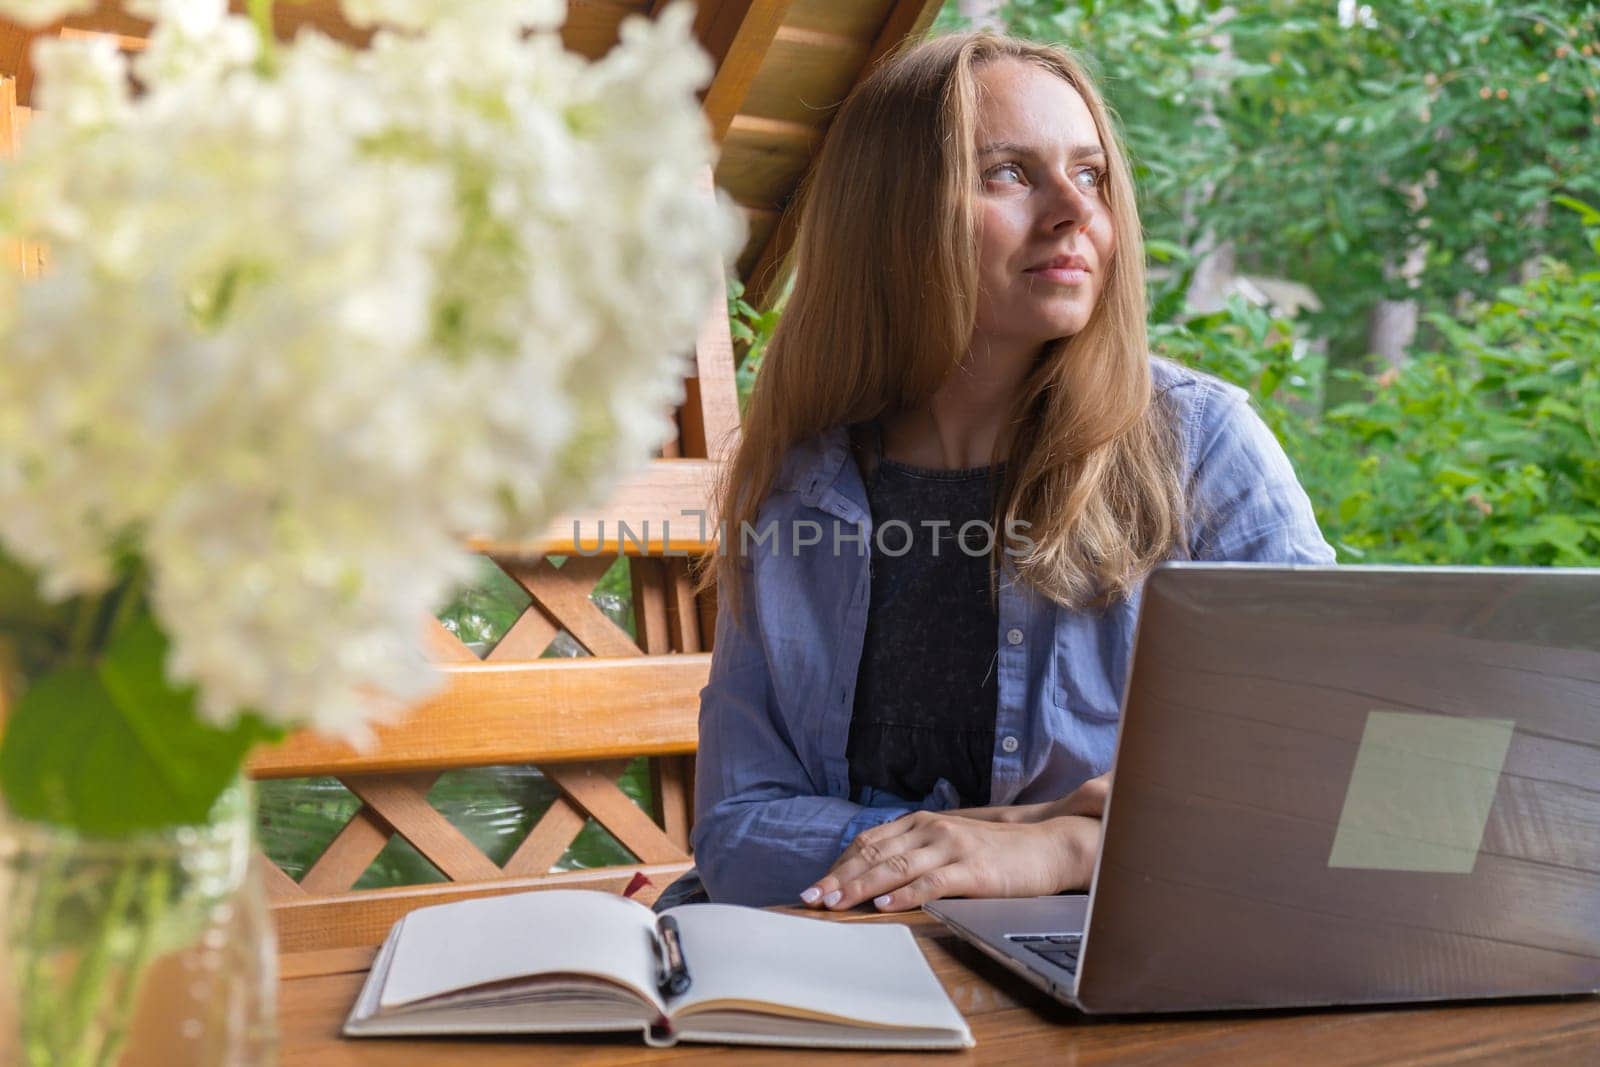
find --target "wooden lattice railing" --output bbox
[250,560,711,885]
[251,553,721,950]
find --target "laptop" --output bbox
[926,563,1600,1014]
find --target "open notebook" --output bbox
[344,889,973,1050]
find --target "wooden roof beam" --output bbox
[653,0,795,142]
[741,0,944,313]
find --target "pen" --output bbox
[656,915,692,997]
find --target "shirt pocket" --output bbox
[1051,602,1137,721]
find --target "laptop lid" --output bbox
[1072,563,1600,1013]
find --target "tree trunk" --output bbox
[1185,239,1236,313]
[1180,9,1236,313]
[1519,200,1550,283]
[1366,298,1418,369]
[1367,186,1427,367]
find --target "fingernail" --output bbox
[874,894,892,909]
[823,890,842,908]
[799,887,821,904]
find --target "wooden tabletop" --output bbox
[278,910,1600,1065]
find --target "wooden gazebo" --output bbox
[0,0,944,949]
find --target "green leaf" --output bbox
[0,552,46,618]
[0,614,278,837]
[1145,238,1187,263]
[1434,466,1480,489]
[1498,515,1589,554]
[1552,196,1600,227]
[0,552,78,685]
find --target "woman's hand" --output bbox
[798,810,1102,913]
[1029,770,1110,821]
[945,771,1112,825]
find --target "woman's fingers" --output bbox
[869,861,973,912]
[815,816,1012,911]
[800,814,931,907]
[876,817,1103,911]
[829,844,949,911]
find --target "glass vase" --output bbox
[0,778,277,1067]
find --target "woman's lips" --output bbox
[1027,266,1091,285]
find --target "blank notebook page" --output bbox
[664,905,966,1032]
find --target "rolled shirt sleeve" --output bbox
[690,565,913,906]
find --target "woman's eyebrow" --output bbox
[978,141,1107,162]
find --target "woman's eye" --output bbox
[986,163,1025,184]
[1071,166,1104,192]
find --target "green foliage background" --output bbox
[1152,231,1600,566]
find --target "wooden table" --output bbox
[279,911,1600,1065]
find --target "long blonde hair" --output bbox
[703,32,1186,614]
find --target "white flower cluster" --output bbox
[0,0,741,737]
[0,0,94,27]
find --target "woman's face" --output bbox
[970,59,1116,355]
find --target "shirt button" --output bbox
[1000,735,1020,754]
[1006,628,1024,646]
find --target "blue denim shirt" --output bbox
[691,359,1336,905]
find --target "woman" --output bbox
[687,32,1334,911]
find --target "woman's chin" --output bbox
[1029,316,1093,346]
[1028,302,1097,341]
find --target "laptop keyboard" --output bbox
[1006,933,1082,974]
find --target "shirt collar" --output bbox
[776,423,866,519]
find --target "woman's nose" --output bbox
[1041,172,1094,234]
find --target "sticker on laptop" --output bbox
[1327,710,1514,874]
